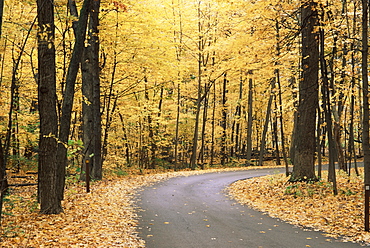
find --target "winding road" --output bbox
[136,168,364,247]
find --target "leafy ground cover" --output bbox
[227,168,370,245]
[0,167,245,247]
[2,166,369,247]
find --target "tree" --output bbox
[258,78,275,166]
[37,0,62,214]
[290,0,319,181]
[362,0,370,231]
[0,0,3,36]
[0,139,8,225]
[82,0,102,180]
[55,0,91,201]
[246,75,253,165]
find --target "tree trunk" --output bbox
[349,40,359,176]
[189,47,202,169]
[289,76,298,164]
[37,0,61,214]
[174,82,180,170]
[246,76,253,165]
[290,0,319,181]
[258,78,275,166]
[210,82,216,166]
[118,112,131,166]
[276,71,289,175]
[362,0,370,231]
[198,84,209,168]
[221,73,228,166]
[320,22,337,194]
[234,74,243,158]
[0,0,3,37]
[0,139,8,224]
[82,0,102,180]
[316,109,323,178]
[56,0,91,201]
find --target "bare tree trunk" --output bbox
[118,112,131,166]
[56,0,91,201]
[37,0,61,214]
[91,0,102,179]
[276,71,289,174]
[221,73,228,166]
[174,82,180,170]
[258,79,275,166]
[234,74,243,158]
[210,82,216,166]
[319,15,337,194]
[198,85,209,168]
[290,0,319,181]
[0,0,4,37]
[316,109,323,178]
[246,76,253,165]
[0,139,8,225]
[189,56,202,169]
[349,40,359,176]
[362,0,370,231]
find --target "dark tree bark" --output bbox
[174,82,180,170]
[289,76,298,164]
[198,84,209,168]
[258,78,275,166]
[349,33,359,177]
[190,1,205,169]
[56,0,91,201]
[37,0,62,214]
[246,76,253,165]
[0,0,4,37]
[210,81,216,166]
[118,112,131,166]
[319,22,337,194]
[234,75,243,158]
[362,0,370,208]
[221,73,228,166]
[0,139,9,224]
[82,0,102,180]
[290,0,319,181]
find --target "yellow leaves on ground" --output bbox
[1,168,246,247]
[1,177,148,247]
[227,169,367,244]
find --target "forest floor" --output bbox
[0,165,369,247]
[228,167,370,245]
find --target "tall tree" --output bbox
[37,0,62,214]
[258,78,275,166]
[0,139,8,224]
[246,76,253,164]
[290,0,319,181]
[82,0,102,180]
[221,73,228,166]
[362,0,370,231]
[0,0,3,37]
[56,0,91,201]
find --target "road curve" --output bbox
[136,168,363,248]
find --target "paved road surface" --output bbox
[136,168,364,247]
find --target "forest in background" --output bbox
[0,0,368,214]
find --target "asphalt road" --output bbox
[136,168,364,248]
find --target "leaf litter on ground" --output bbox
[0,167,256,247]
[2,166,369,247]
[227,168,370,245]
